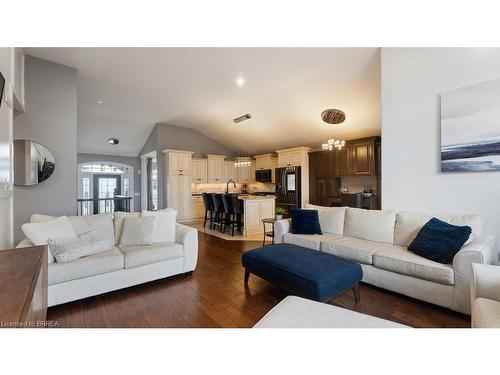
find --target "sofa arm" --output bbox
[452,235,497,313]
[274,219,291,243]
[471,263,500,303]
[176,224,198,272]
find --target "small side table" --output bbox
[262,218,276,246]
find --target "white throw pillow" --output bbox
[141,209,177,243]
[119,216,155,247]
[31,212,115,247]
[47,230,113,263]
[22,216,77,264]
[304,204,347,235]
[114,212,141,244]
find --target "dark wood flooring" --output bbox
[47,232,471,328]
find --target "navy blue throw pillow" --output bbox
[408,217,471,264]
[290,208,322,235]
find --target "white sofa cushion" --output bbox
[321,236,392,265]
[372,245,454,286]
[283,232,341,251]
[120,242,184,269]
[114,212,141,244]
[394,211,483,247]
[119,216,155,247]
[48,246,124,285]
[472,298,500,328]
[344,208,396,244]
[141,209,177,243]
[31,212,115,247]
[304,204,347,235]
[22,216,77,264]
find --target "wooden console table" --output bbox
[0,246,48,328]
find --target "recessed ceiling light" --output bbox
[236,77,245,87]
[97,100,104,104]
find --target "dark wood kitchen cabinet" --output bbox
[309,136,381,206]
[309,151,340,206]
[337,136,380,177]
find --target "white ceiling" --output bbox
[25,48,381,156]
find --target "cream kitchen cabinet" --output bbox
[167,174,192,220]
[240,197,275,235]
[192,158,208,183]
[207,155,225,183]
[224,160,237,181]
[277,149,303,167]
[255,154,275,170]
[236,157,255,183]
[163,150,193,220]
[167,151,192,175]
[271,157,278,183]
[190,195,205,219]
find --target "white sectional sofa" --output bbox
[17,212,198,307]
[274,205,497,314]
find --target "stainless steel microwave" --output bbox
[255,169,272,182]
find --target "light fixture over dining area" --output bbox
[320,108,346,151]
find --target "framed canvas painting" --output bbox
[441,77,500,172]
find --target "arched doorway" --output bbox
[78,161,134,215]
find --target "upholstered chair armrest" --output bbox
[274,219,291,243]
[452,235,497,313]
[175,224,198,272]
[471,263,500,303]
[16,238,35,248]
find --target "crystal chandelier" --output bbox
[320,108,346,151]
[322,139,345,151]
[234,160,251,168]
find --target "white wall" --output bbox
[382,48,500,250]
[0,48,20,249]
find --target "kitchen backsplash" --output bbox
[340,176,378,194]
[192,182,275,194]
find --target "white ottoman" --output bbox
[254,296,408,328]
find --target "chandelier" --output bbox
[322,139,345,151]
[234,160,251,168]
[320,108,346,151]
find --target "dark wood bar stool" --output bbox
[211,193,224,232]
[201,193,215,228]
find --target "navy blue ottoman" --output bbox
[242,243,363,302]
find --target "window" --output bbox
[80,164,126,174]
[123,178,130,196]
[82,177,91,215]
[99,178,117,213]
[152,158,158,210]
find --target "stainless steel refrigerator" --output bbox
[275,166,301,214]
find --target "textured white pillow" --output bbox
[304,204,347,235]
[141,209,177,243]
[22,216,77,264]
[119,216,155,247]
[114,212,141,245]
[47,230,113,263]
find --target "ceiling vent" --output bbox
[233,113,252,124]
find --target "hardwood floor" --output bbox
[47,232,470,328]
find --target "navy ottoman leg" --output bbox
[353,283,360,303]
[244,269,250,285]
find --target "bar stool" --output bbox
[201,193,214,229]
[229,194,243,234]
[222,194,241,236]
[211,193,224,232]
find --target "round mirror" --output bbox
[14,140,56,186]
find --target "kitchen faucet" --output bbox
[226,179,236,193]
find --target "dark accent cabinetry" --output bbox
[309,136,381,208]
[309,151,341,206]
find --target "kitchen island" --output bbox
[238,195,275,236]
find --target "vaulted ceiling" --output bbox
[25,48,381,156]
